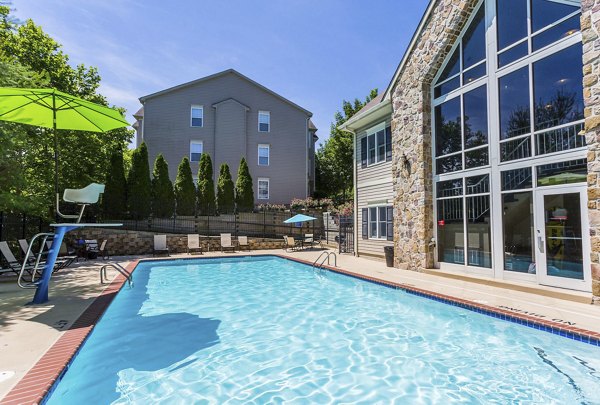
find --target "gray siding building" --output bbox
[135,69,317,205]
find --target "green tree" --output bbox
[235,157,254,212]
[316,89,378,201]
[151,154,175,218]
[197,153,216,215]
[0,6,132,216]
[127,143,151,219]
[174,157,196,216]
[216,163,235,214]
[102,149,127,217]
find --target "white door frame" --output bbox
[534,185,591,292]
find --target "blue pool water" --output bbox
[47,256,600,404]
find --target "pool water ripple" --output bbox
[47,256,600,404]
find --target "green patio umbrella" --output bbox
[0,87,130,210]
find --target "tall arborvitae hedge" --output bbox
[216,163,235,214]
[102,149,127,217]
[235,157,254,212]
[127,142,152,219]
[151,154,175,218]
[174,157,196,216]
[197,153,216,215]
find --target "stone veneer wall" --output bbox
[68,228,285,256]
[582,0,600,297]
[390,0,479,270]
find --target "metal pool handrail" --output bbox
[312,251,337,270]
[100,263,133,287]
[18,232,54,289]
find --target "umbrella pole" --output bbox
[53,97,59,220]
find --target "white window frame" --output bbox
[258,111,270,132]
[430,0,585,284]
[258,144,270,166]
[365,122,387,167]
[191,105,203,127]
[367,204,390,240]
[258,178,270,200]
[190,140,203,163]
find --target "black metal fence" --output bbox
[0,212,50,243]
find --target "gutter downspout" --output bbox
[340,126,358,257]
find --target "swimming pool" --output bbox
[46,256,599,403]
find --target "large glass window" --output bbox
[367,206,391,239]
[533,43,584,131]
[433,0,585,275]
[365,126,389,166]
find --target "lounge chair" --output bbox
[187,234,203,255]
[0,241,38,279]
[153,235,170,256]
[238,236,250,251]
[19,239,72,271]
[220,233,236,253]
[282,235,288,250]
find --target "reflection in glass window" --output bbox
[536,159,587,186]
[438,47,460,83]
[436,154,462,174]
[462,6,486,69]
[496,0,527,50]
[533,43,584,131]
[463,63,486,84]
[467,195,492,268]
[463,86,488,149]
[500,137,531,162]
[499,67,530,140]
[435,98,461,157]
[501,167,532,191]
[434,76,461,98]
[531,0,579,33]
[437,198,465,264]
[465,148,489,169]
[532,14,580,51]
[503,192,535,273]
[498,42,528,68]
[437,178,463,198]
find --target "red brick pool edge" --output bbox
[2,254,599,404]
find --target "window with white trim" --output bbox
[258,144,270,166]
[258,111,270,132]
[360,123,392,168]
[258,178,269,199]
[361,205,393,240]
[190,141,203,163]
[191,105,203,127]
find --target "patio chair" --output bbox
[238,236,250,251]
[187,234,203,255]
[153,235,170,256]
[85,239,100,260]
[285,236,301,252]
[99,240,110,260]
[282,235,288,250]
[220,233,236,253]
[304,234,314,249]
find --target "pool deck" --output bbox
[1,248,600,403]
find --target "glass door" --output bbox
[534,186,591,291]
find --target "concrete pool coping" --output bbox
[1,249,600,403]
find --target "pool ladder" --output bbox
[100,263,133,287]
[312,251,337,270]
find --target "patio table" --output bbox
[30,223,121,305]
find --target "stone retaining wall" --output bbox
[68,228,285,256]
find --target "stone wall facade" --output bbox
[582,0,600,297]
[391,0,479,270]
[68,228,285,256]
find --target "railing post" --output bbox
[207,214,210,236]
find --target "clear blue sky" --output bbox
[12,0,428,147]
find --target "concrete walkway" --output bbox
[1,249,599,399]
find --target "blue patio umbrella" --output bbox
[283,214,317,224]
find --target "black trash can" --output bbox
[384,246,394,267]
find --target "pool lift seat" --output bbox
[56,183,105,223]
